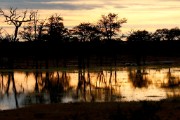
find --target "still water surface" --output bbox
[0,66,180,110]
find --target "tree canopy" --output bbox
[1,8,180,43]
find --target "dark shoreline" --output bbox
[1,40,180,56]
[0,40,180,68]
[0,100,180,120]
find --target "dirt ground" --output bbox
[0,100,180,120]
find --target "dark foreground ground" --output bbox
[0,100,180,120]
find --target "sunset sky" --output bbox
[0,0,180,34]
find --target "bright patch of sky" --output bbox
[0,0,180,34]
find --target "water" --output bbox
[0,65,180,110]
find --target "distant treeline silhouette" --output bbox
[0,8,180,68]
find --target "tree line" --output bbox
[0,7,127,43]
[1,8,180,43]
[0,8,180,67]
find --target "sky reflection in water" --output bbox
[0,66,180,110]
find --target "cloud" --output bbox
[0,0,105,10]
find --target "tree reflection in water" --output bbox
[128,66,151,88]
[76,69,86,101]
[76,55,93,102]
[95,67,119,102]
[164,67,180,88]
[162,67,180,99]
[1,65,180,110]
[3,71,19,108]
[41,71,71,103]
[33,70,43,103]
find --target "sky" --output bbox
[0,0,180,35]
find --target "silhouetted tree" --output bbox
[45,14,67,43]
[22,18,47,41]
[33,11,38,40]
[97,13,127,41]
[19,10,39,41]
[127,30,151,65]
[0,7,34,42]
[0,28,3,40]
[37,19,46,41]
[73,23,101,42]
[151,28,169,41]
[127,30,152,42]
[19,22,34,41]
[0,28,13,42]
[168,27,180,41]
[152,27,180,41]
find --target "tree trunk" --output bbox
[14,26,19,42]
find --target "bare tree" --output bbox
[19,22,34,41]
[33,10,38,40]
[0,7,34,42]
[19,13,47,41]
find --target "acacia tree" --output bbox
[127,30,152,66]
[151,28,169,41]
[97,13,127,41]
[127,30,152,42]
[0,7,34,42]
[73,23,101,42]
[168,27,180,41]
[45,14,67,43]
[19,13,68,43]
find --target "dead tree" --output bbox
[0,7,34,42]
